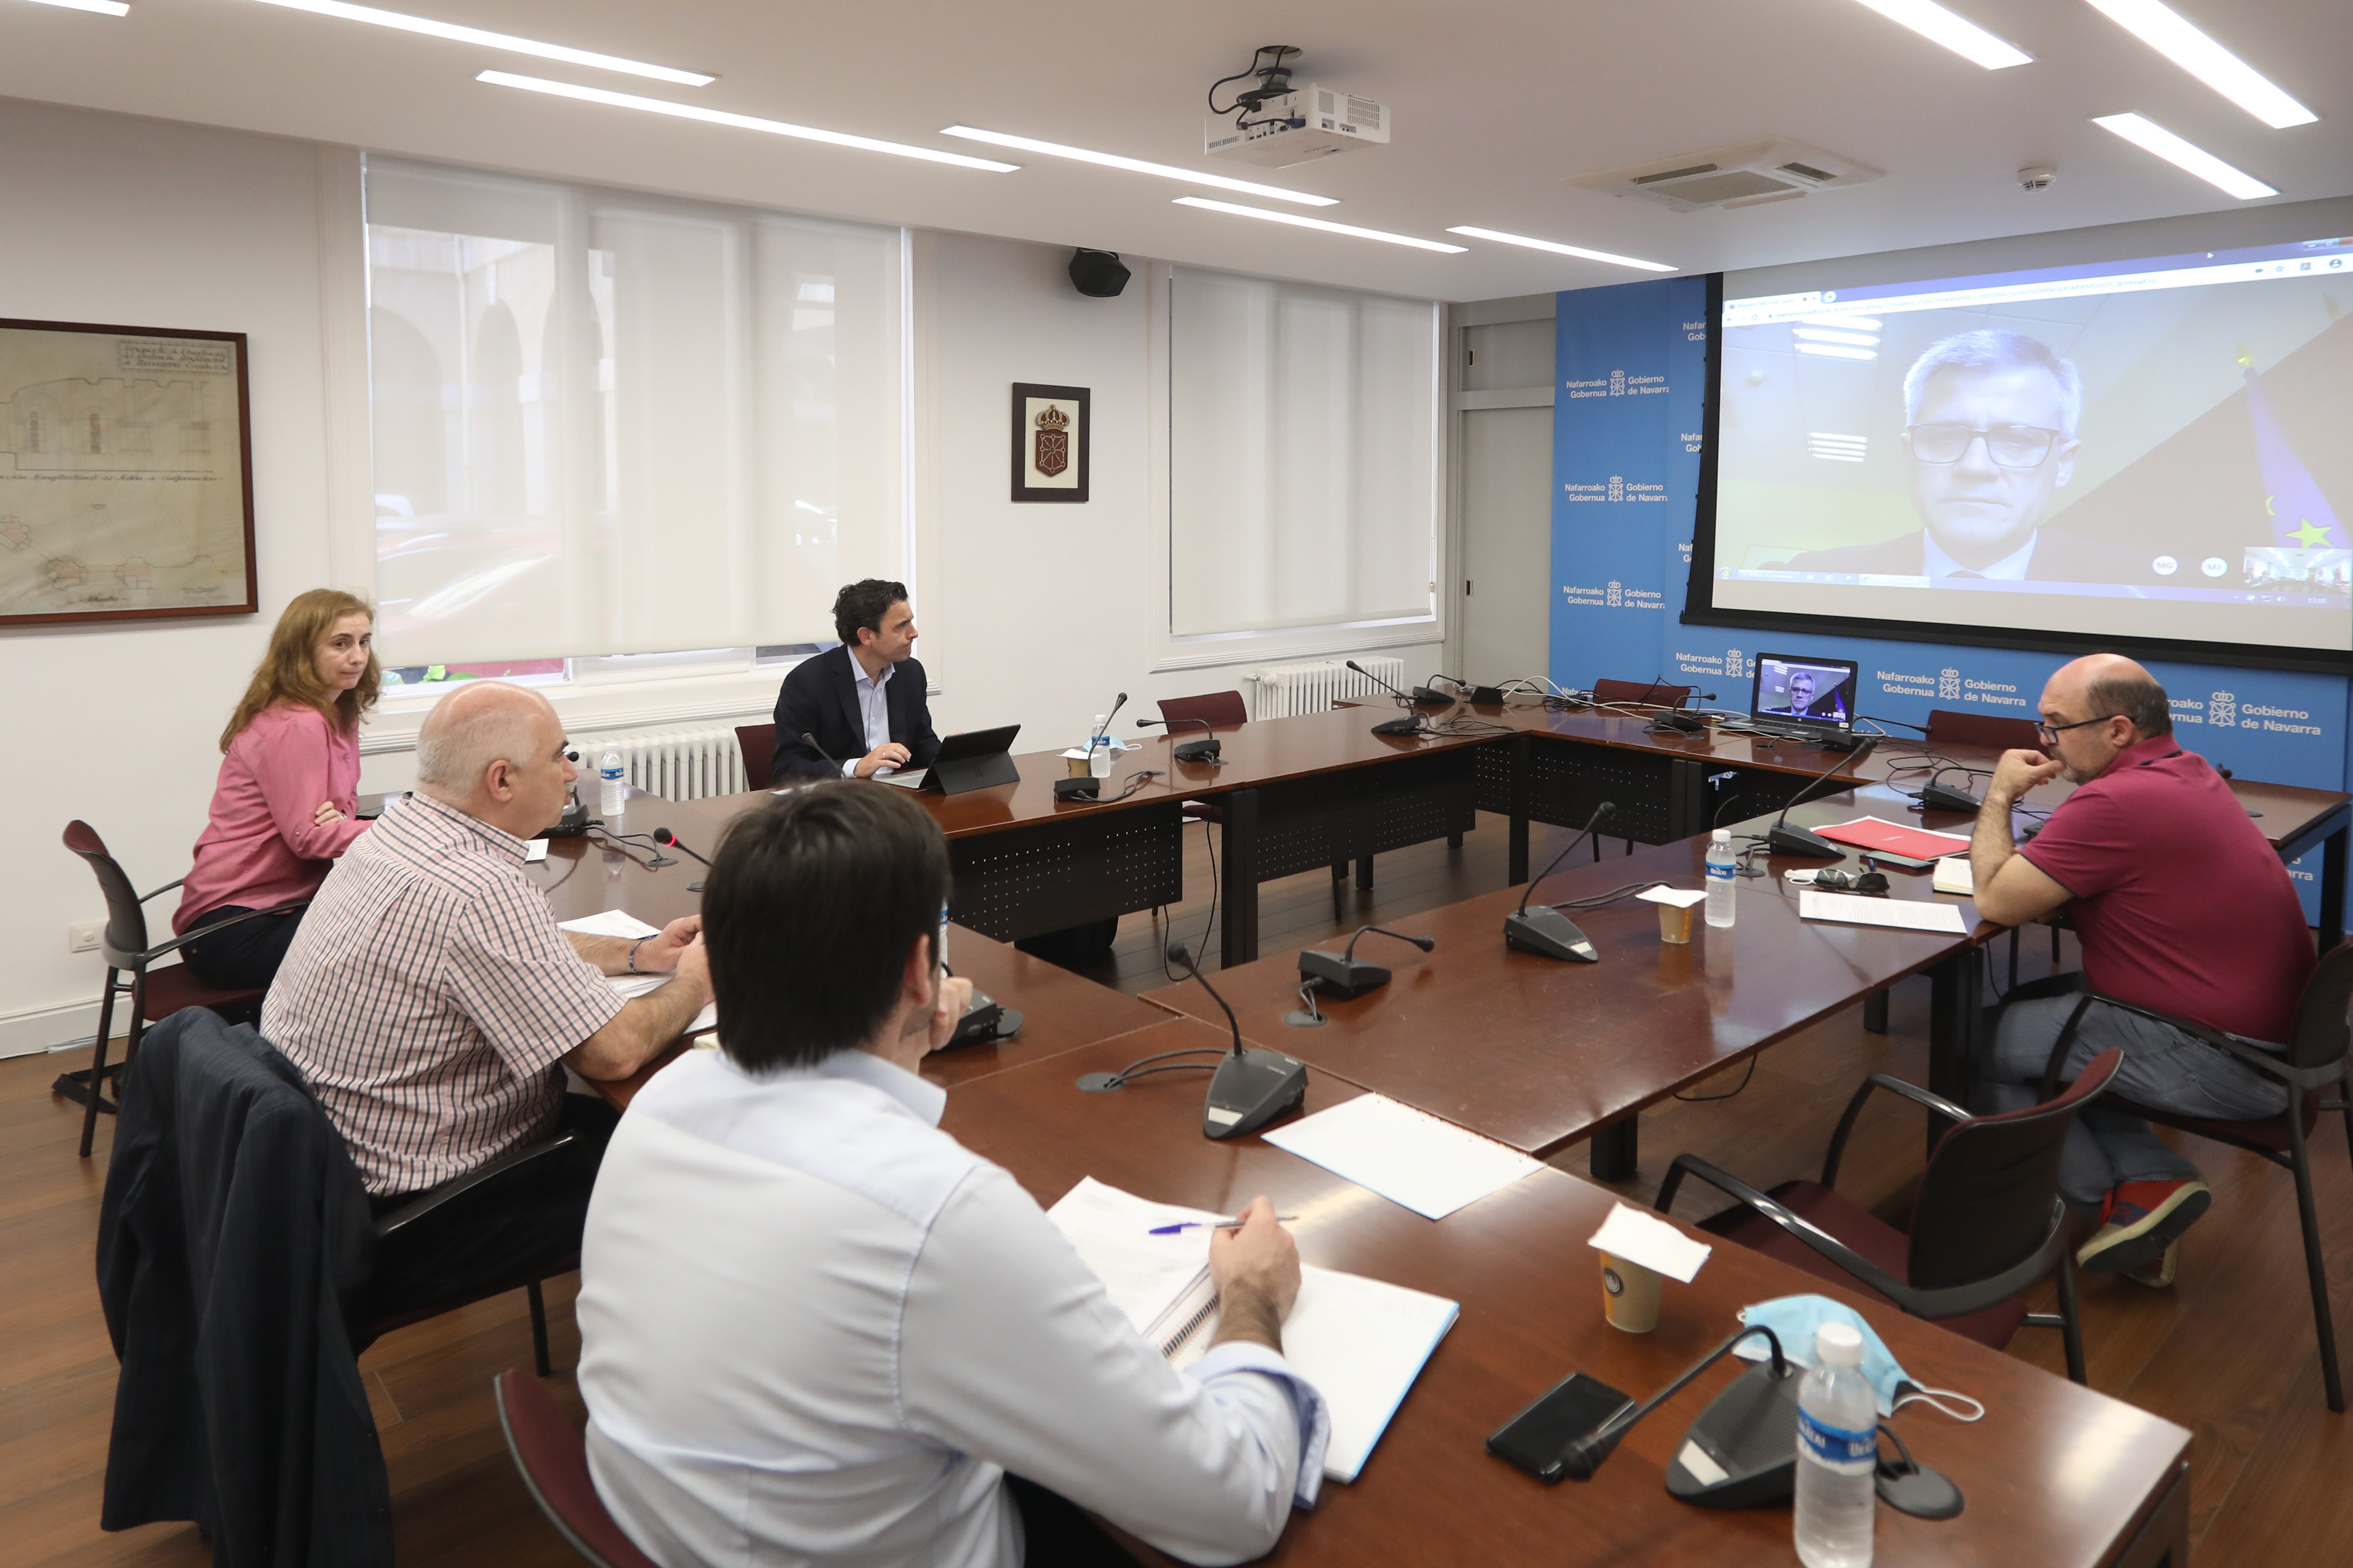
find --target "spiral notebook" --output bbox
[1046,1177,1458,1482]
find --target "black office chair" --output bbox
[494,1369,663,1568]
[1658,1050,2123,1383]
[735,723,777,792]
[2035,945,2353,1412]
[1588,681,1697,859]
[58,819,302,1157]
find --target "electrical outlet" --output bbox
[69,920,104,954]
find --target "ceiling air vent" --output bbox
[1573,139,1883,212]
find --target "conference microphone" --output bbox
[1503,803,1614,963]
[1501,1326,1812,1504]
[1297,925,1434,1000]
[1137,716,1222,764]
[1345,663,1430,737]
[1168,940,1308,1140]
[801,732,841,771]
[1090,692,1128,747]
[1766,735,1881,857]
[651,827,711,890]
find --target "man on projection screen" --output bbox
[1777,330,2151,583]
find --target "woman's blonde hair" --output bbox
[220,587,381,751]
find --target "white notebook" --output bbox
[1046,1177,1458,1483]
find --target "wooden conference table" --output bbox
[522,808,2191,1568]
[602,698,2345,971]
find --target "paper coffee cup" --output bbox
[1066,755,1091,778]
[1601,1252,1663,1333]
[1657,902,1696,944]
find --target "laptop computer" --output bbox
[1747,653,1859,742]
[878,723,1022,795]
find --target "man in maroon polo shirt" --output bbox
[1970,653,2315,1287]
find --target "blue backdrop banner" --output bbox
[1552,278,2349,921]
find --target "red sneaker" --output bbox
[2077,1179,2210,1275]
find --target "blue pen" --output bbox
[1148,1215,1299,1235]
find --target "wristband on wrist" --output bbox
[627,935,649,975]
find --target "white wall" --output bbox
[0,102,1443,1056]
[0,100,346,1055]
[912,232,1442,750]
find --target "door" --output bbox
[1459,405,1554,689]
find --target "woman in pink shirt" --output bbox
[176,589,381,989]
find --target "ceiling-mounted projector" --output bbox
[1572,139,1881,211]
[1203,43,1388,169]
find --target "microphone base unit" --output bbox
[1202,1047,1309,1140]
[1053,776,1104,802]
[1470,685,1508,706]
[1646,711,1707,735]
[544,797,598,838]
[1918,779,1984,814]
[1503,907,1599,963]
[1370,716,1424,738]
[1813,732,1871,751]
[1173,737,1223,763]
[1765,822,1846,858]
[1409,685,1455,705]
[1663,1359,1806,1508]
[1295,949,1391,1000]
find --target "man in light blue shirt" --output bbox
[578,784,1326,1567]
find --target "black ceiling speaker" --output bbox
[1069,249,1131,298]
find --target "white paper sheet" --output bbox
[1046,1177,1220,1337]
[1932,858,1976,896]
[1263,1095,1542,1221]
[603,973,669,1001]
[1635,884,1707,910]
[1798,889,1967,934]
[558,910,664,940]
[1587,1203,1712,1283]
[523,838,549,863]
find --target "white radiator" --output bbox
[586,725,752,802]
[1245,656,1409,720]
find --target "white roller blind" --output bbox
[363,160,902,664]
[1168,268,1438,637]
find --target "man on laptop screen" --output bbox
[1752,655,1856,731]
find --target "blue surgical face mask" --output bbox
[1736,1296,1983,1422]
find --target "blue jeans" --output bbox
[1979,991,2287,1206]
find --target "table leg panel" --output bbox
[948,802,1184,943]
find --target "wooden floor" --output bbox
[7,811,2347,1564]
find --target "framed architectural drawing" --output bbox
[0,318,257,627]
[1011,382,1089,503]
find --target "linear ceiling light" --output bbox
[1444,227,1674,272]
[476,73,1021,172]
[2082,1,2316,128]
[1174,197,1467,252]
[253,0,712,86]
[23,0,131,13]
[2092,112,2277,199]
[940,127,1336,206]
[1849,0,2033,69]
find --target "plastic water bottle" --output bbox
[1704,828,1737,928]
[1089,716,1114,780]
[1795,1321,1878,1567]
[598,747,627,818]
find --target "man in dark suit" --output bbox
[1777,329,2156,586]
[770,580,942,784]
[1761,668,1849,723]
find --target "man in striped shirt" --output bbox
[264,681,711,1317]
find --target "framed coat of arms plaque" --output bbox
[1011,382,1089,503]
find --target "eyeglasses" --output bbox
[2034,715,2122,743]
[1907,422,2062,469]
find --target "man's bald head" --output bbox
[2046,653,2172,740]
[415,681,560,795]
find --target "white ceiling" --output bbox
[2,0,2346,300]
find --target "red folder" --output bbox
[1812,817,1973,860]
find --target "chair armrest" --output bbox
[137,901,310,962]
[1820,1073,1970,1190]
[1654,1153,1914,1303]
[374,1132,578,1238]
[137,878,186,903]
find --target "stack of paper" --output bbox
[1046,1178,1459,1482]
[557,911,717,1036]
[1263,1094,1541,1221]
[1932,857,1976,896]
